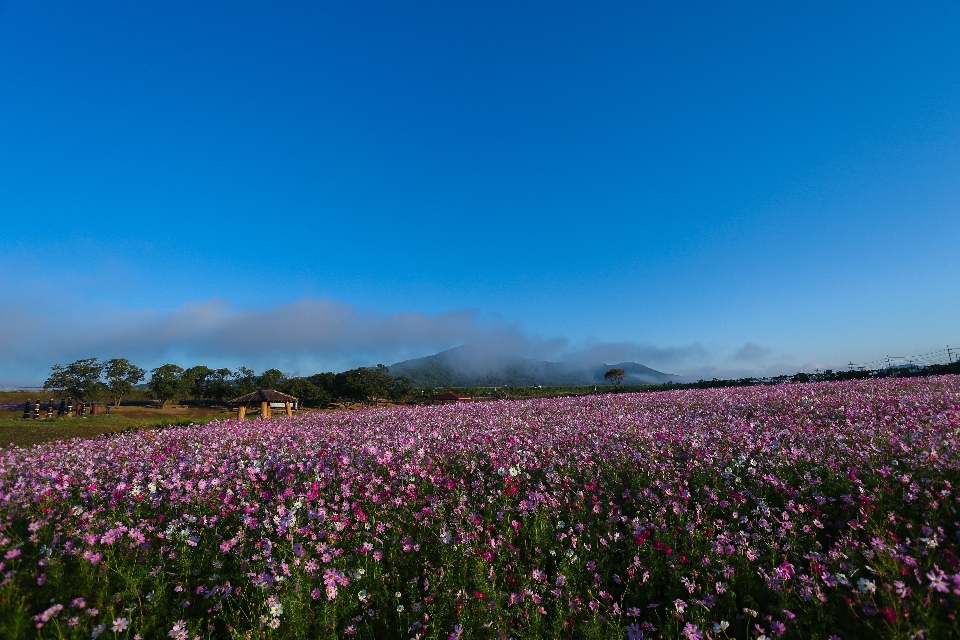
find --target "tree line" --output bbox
[42,359,414,408]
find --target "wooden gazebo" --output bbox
[230,389,298,419]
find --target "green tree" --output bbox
[257,368,286,390]
[389,374,414,402]
[334,368,372,404]
[233,367,258,396]
[207,368,235,402]
[43,358,106,401]
[329,365,398,406]
[307,372,336,396]
[282,378,331,407]
[147,364,186,407]
[182,365,213,401]
[103,358,146,407]
[366,364,394,406]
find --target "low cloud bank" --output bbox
[0,297,788,386]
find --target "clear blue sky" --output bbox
[2,0,959,384]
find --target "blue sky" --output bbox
[2,0,959,384]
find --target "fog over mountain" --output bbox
[388,346,675,387]
[0,283,812,388]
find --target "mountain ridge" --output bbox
[387,346,675,387]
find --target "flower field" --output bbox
[2,377,960,639]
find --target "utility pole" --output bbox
[948,346,954,364]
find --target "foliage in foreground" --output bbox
[1,377,960,639]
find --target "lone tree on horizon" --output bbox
[104,358,145,406]
[148,364,186,407]
[603,368,626,386]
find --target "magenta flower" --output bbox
[683,623,703,640]
[1,376,958,638]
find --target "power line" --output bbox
[846,344,959,371]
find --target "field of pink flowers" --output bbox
[2,377,960,639]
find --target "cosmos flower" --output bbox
[1,376,958,638]
[927,568,950,593]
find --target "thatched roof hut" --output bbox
[230,389,298,404]
[230,388,298,418]
[429,392,471,404]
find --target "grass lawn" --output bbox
[0,405,229,448]
[0,393,401,448]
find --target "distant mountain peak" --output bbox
[388,348,674,387]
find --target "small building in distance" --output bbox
[429,392,471,404]
[230,388,299,419]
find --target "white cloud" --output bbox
[0,297,717,385]
[731,342,774,362]
[0,295,812,386]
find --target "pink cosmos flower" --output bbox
[681,623,702,639]
[928,566,950,593]
[167,620,188,640]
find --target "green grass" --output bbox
[0,413,221,448]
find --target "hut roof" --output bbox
[230,388,298,404]
[429,392,471,401]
